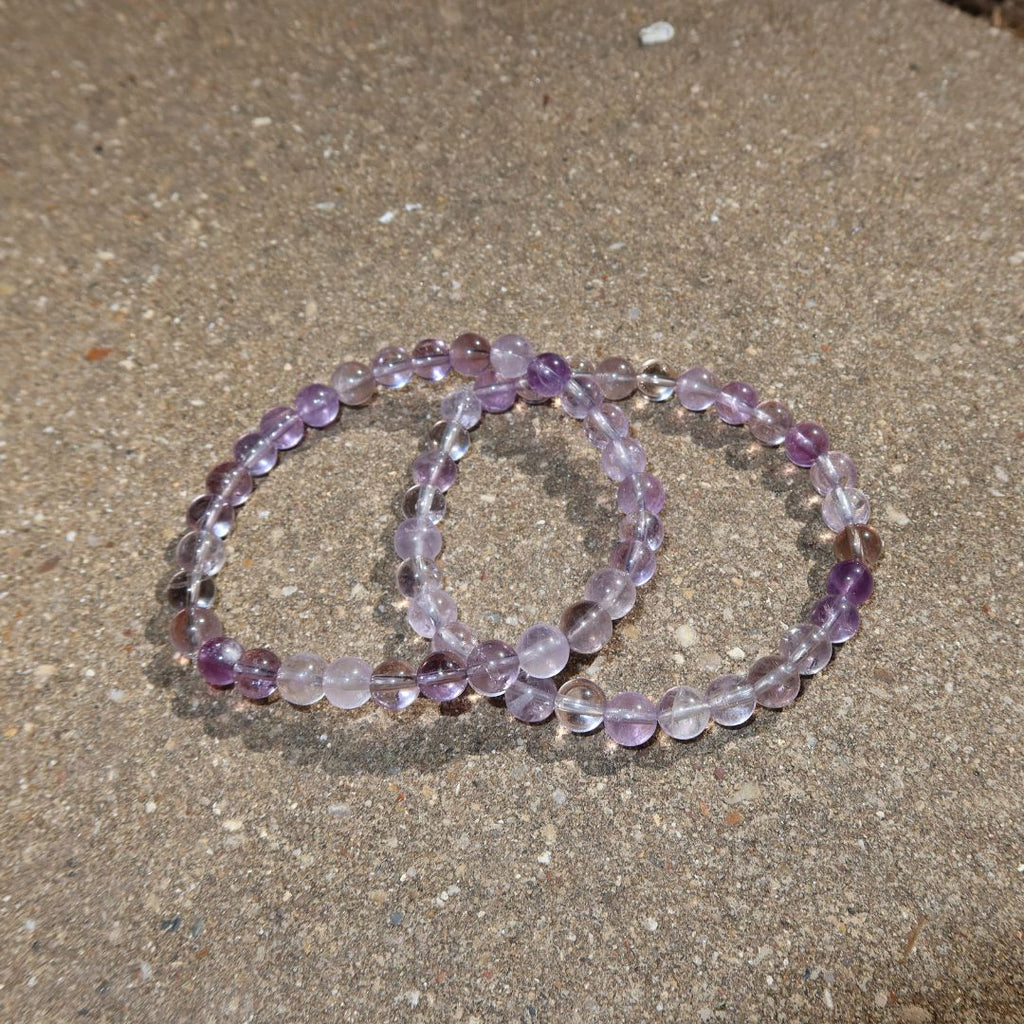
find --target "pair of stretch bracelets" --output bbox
[166,333,882,747]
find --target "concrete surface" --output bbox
[2,1,1022,1021]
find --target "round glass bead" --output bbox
[369,660,419,710]
[810,595,860,643]
[294,382,340,428]
[833,523,884,567]
[620,510,664,552]
[169,606,222,656]
[676,366,721,411]
[450,333,491,376]
[747,399,794,446]
[277,651,326,706]
[396,556,444,598]
[560,376,604,419]
[560,601,613,654]
[555,678,606,733]
[440,388,483,429]
[323,657,372,709]
[428,419,470,461]
[394,517,443,560]
[516,375,547,405]
[417,651,468,701]
[636,359,676,402]
[526,352,572,397]
[584,567,637,619]
[330,360,376,406]
[657,686,710,740]
[810,451,859,495]
[785,421,830,467]
[505,676,557,723]
[206,461,253,506]
[473,369,518,413]
[822,487,871,533]
[515,624,570,679]
[432,621,478,660]
[601,436,646,483]
[609,540,656,586]
[617,472,665,516]
[583,404,629,449]
[197,636,242,688]
[749,655,800,709]
[827,560,874,606]
[233,647,280,700]
[411,338,451,381]
[705,673,756,727]
[604,691,658,746]
[467,640,519,696]
[412,450,458,491]
[372,345,413,389]
[595,356,637,400]
[780,623,833,675]
[233,431,277,476]
[402,484,446,524]
[166,569,215,611]
[714,381,759,425]
[490,334,535,379]
[186,494,234,539]
[407,587,457,638]
[176,530,226,576]
[259,406,304,450]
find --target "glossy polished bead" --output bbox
[620,510,664,551]
[705,673,756,727]
[259,406,304,449]
[516,375,547,405]
[370,659,419,710]
[440,388,482,429]
[583,404,629,449]
[785,421,830,467]
[277,651,326,706]
[561,376,604,419]
[323,656,372,709]
[560,601,613,654]
[450,333,490,376]
[747,399,794,446]
[186,494,234,539]
[780,623,833,675]
[197,636,242,688]
[233,431,277,475]
[526,352,572,397]
[657,686,710,740]
[827,560,874,605]
[411,338,451,381]
[515,624,570,679]
[601,436,646,483]
[676,366,720,411]
[467,640,519,696]
[617,472,665,516]
[394,516,443,560]
[749,655,800,709]
[595,356,637,400]
[584,567,637,619]
[166,569,215,611]
[294,382,340,427]
[473,369,518,413]
[834,523,884,567]
[810,451,859,495]
[372,345,413,389]
[432,621,478,660]
[428,419,470,460]
[811,595,860,643]
[407,587,457,638]
[412,450,458,491]
[402,484,446,524]
[169,606,222,656]
[822,487,871,532]
[490,334,535,379]
[395,556,444,598]
[609,540,656,586]
[714,381,759,425]
[176,530,226,576]
[330,360,376,406]
[604,691,658,746]
[417,651,468,701]
[234,647,280,700]
[637,359,676,402]
[555,678,606,733]
[206,461,253,506]
[505,676,557,723]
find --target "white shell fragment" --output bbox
[639,21,675,46]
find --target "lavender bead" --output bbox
[176,530,226,576]
[609,540,656,586]
[169,606,222,656]
[515,624,570,679]
[407,587,457,638]
[402,484,446,524]
[206,460,253,506]
[601,437,646,483]
[259,406,304,450]
[473,369,518,413]
[411,338,451,381]
[294,382,340,428]
[584,404,629,449]
[467,640,519,696]
[417,651,468,701]
[505,676,557,723]
[428,420,470,461]
[714,381,759,426]
[186,494,234,539]
[676,366,720,411]
[749,655,800,709]
[637,360,676,402]
[657,686,710,740]
[450,333,491,376]
[811,595,860,643]
[440,388,483,429]
[785,421,830,467]
[617,472,665,516]
[705,673,756,727]
[561,376,604,419]
[432,621,478,660]
[604,691,658,746]
[412,450,458,492]
[369,660,418,710]
[233,431,277,476]
[526,352,572,397]
[490,334,535,379]
[323,657,372,709]
[555,678,606,733]
[166,569,215,611]
[810,451,859,495]
[620,510,664,551]
[394,516,443,560]
[516,375,548,405]
[560,601,613,654]
[277,651,326,706]
[827,560,874,606]
[584,567,637,619]
[396,556,444,598]
[233,647,280,700]
[595,356,636,400]
[197,636,242,688]
[822,487,871,533]
[372,345,413,389]
[780,623,833,675]
[330,360,376,406]
[747,399,794,446]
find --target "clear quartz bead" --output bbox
[560,601,613,654]
[176,529,226,576]
[780,623,833,675]
[395,557,443,598]
[560,376,604,418]
[810,451,859,495]
[166,569,215,610]
[657,686,710,740]
[277,652,326,706]
[440,389,482,428]
[748,655,800,709]
[369,660,419,710]
[407,588,457,638]
[515,624,570,679]
[432,621,478,660]
[402,484,446,524]
[555,678,606,733]
[822,486,871,532]
[429,419,470,460]
[637,359,676,402]
[323,657,372,709]
[595,356,637,400]
[705,673,756,727]
[584,568,636,619]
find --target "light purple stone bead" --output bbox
[747,399,794,446]
[705,673,756,727]
[515,624,570,679]
[294,383,340,428]
[810,451,859,495]
[617,472,665,516]
[412,450,458,491]
[676,366,720,411]
[396,556,444,598]
[473,369,518,413]
[259,406,304,450]
[595,356,637,400]
[440,388,482,429]
[402,484,446,524]
[584,404,630,449]
[187,494,234,539]
[604,691,658,747]
[407,587,457,638]
[369,660,419,710]
[827,560,874,606]
[601,436,647,483]
[780,623,833,675]
[584,567,636,619]
[714,381,759,426]
[609,540,656,586]
[432,621,478,660]
[620,510,664,552]
[233,431,277,476]
[277,651,326,706]
[233,647,280,700]
[490,334,535,379]
[811,595,860,643]
[561,376,604,419]
[323,656,372,709]
[516,375,548,405]
[822,487,871,533]
[170,606,222,656]
[372,345,413,389]
[785,421,830,467]
[657,686,710,740]
[526,352,572,397]
[176,529,226,576]
[411,338,451,381]
[417,650,468,701]
[197,636,242,688]
[560,601,613,655]
[206,461,253,506]
[394,516,443,560]
[505,676,557,723]
[467,640,519,697]
[749,655,801,709]
[450,333,490,377]
[330,360,376,406]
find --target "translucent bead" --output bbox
[604,691,658,746]
[571,355,597,376]
[555,678,606,733]
[330,360,376,406]
[584,567,636,619]
[637,359,676,402]
[323,656,372,710]
[407,587,457,638]
[206,460,253,506]
[676,366,720,411]
[810,451,859,495]
[609,540,656,586]
[440,388,483,429]
[417,650,468,701]
[515,624,570,679]
[714,381,759,425]
[657,686,710,740]
[467,640,519,696]
[259,406,304,449]
[833,524,884,567]
[166,569,215,611]
[560,601,613,654]
[394,516,443,560]
[412,450,458,491]
[294,382,340,428]
[505,676,557,723]
[748,655,800,709]
[396,556,444,598]
[372,345,413,389]
[705,673,756,727]
[428,419,470,460]
[169,606,222,656]
[277,651,326,706]
[616,472,665,516]
[197,635,242,688]
[411,338,451,381]
[560,376,604,419]
[746,399,793,446]
[810,595,860,643]
[402,484,446,524]
[601,436,646,483]
[432,621,478,660]
[516,375,547,405]
[490,334,535,379]
[450,333,490,376]
[583,404,629,449]
[785,421,830,467]
[233,431,277,475]
[186,494,234,539]
[176,530,226,576]
[233,647,280,700]
[826,560,874,606]
[620,510,664,551]
[473,369,518,413]
[780,623,833,675]
[526,352,572,397]
[595,356,637,400]
[822,487,871,533]
[369,660,419,710]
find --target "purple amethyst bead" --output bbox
[601,436,646,483]
[785,421,830,468]
[473,369,518,413]
[169,606,222,656]
[259,406,304,450]
[604,691,658,747]
[233,431,277,476]
[450,333,490,376]
[233,647,280,700]
[609,540,656,586]
[407,587,457,638]
[411,338,451,381]
[505,676,557,723]
[620,510,664,552]
[810,451,859,496]
[747,399,794,446]
[822,487,871,533]
[584,568,636,619]
[206,461,253,507]
[560,601,613,655]
[748,655,800,710]
[412,450,458,492]
[402,483,446,524]
[490,334,535,379]
[811,595,860,643]
[560,376,604,419]
[416,650,468,701]
[516,375,548,405]
[372,345,413,389]
[583,404,630,449]
[526,352,572,397]
[616,472,665,516]
[294,383,340,428]
[467,640,519,697]
[826,560,874,606]
[394,516,443,561]
[197,636,243,688]
[515,624,570,679]
[330,360,376,406]
[714,381,759,425]
[676,366,720,411]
